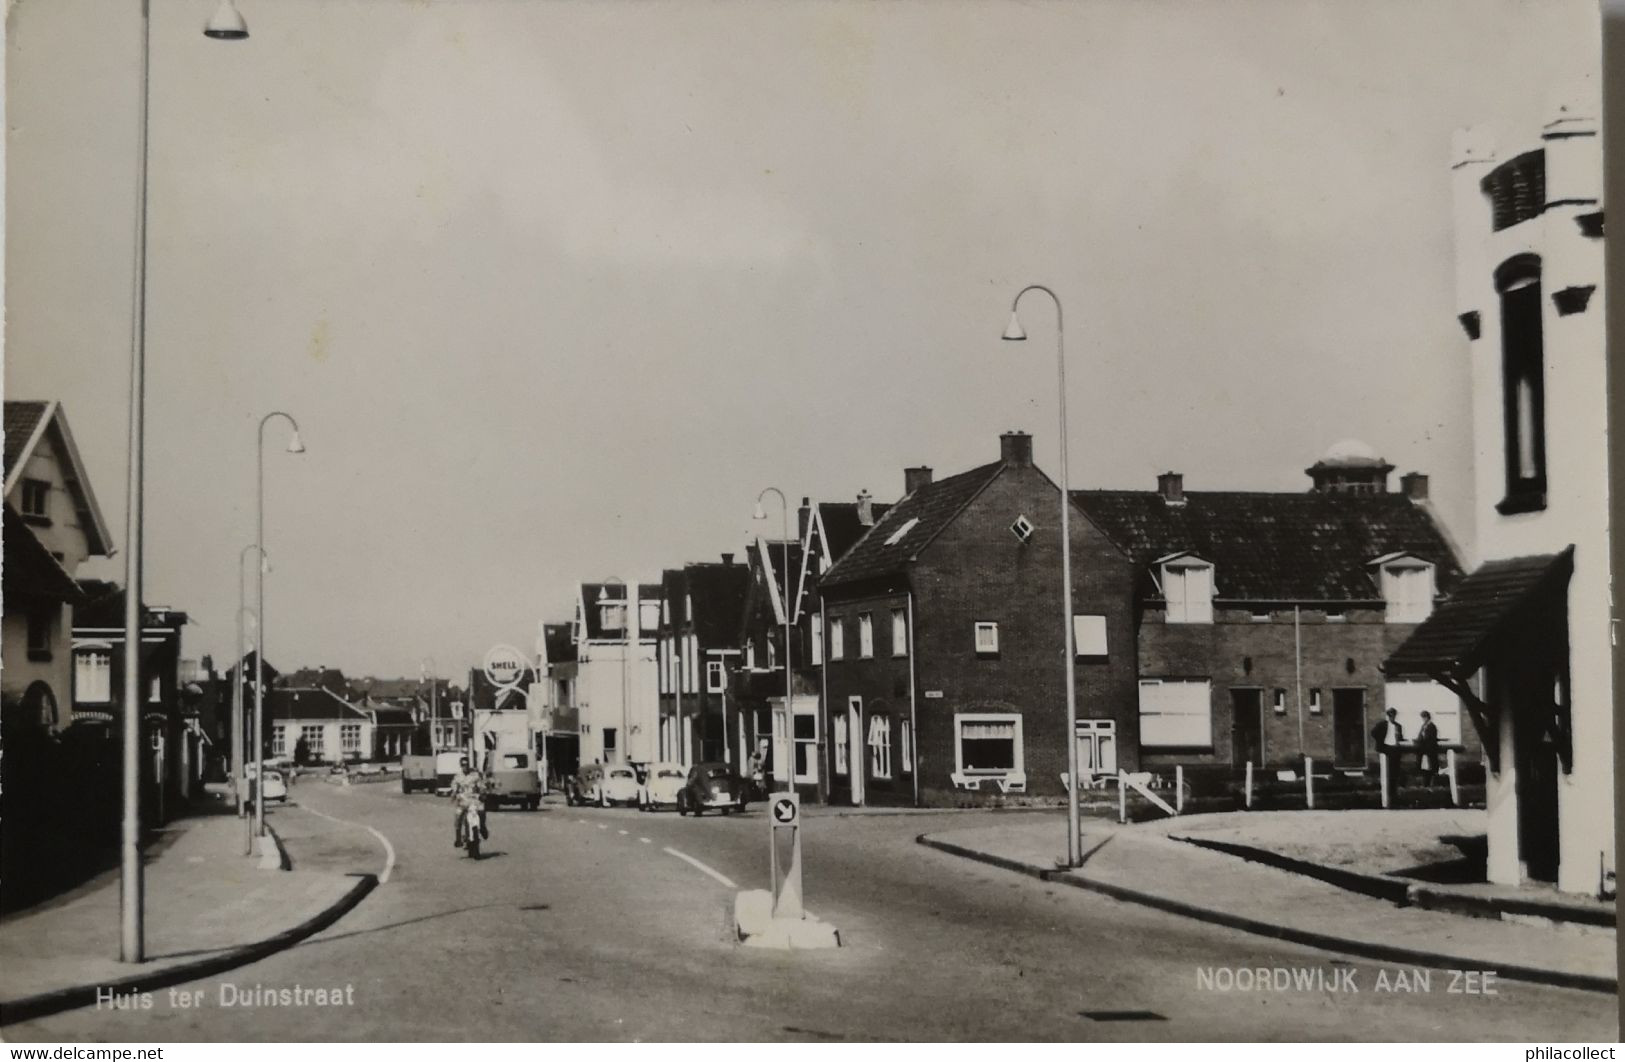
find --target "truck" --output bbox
[401,750,465,794]
[472,709,541,811]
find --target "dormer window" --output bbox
[1160,556,1214,624]
[1377,555,1436,624]
[599,603,626,632]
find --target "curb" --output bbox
[0,873,377,1027]
[916,834,1617,995]
[1173,835,1411,905]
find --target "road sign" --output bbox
[769,791,803,919]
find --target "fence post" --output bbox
[1447,748,1459,807]
[1305,756,1314,810]
[1118,770,1128,824]
[1379,752,1390,809]
[1175,765,1185,813]
[1244,760,1254,809]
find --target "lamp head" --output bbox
[285,429,306,454]
[1002,310,1027,342]
[753,502,767,520]
[203,0,250,39]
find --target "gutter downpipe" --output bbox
[907,586,920,807]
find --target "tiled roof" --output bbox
[1070,490,1464,602]
[579,582,656,641]
[1385,549,1572,679]
[818,500,895,561]
[686,562,753,646]
[368,706,418,728]
[4,401,48,478]
[265,687,368,722]
[72,580,188,630]
[542,623,576,666]
[821,463,1003,587]
[2,503,82,603]
[282,667,350,693]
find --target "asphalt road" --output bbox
[12,779,1616,1042]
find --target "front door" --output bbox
[847,702,864,806]
[1332,688,1367,769]
[1515,685,1561,882]
[1231,689,1264,767]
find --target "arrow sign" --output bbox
[772,797,798,824]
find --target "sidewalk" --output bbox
[919,813,1616,994]
[0,794,374,1025]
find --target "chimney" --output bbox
[856,490,874,526]
[904,466,933,494]
[1400,472,1429,502]
[720,552,735,566]
[1000,431,1033,467]
[1157,471,1185,504]
[798,497,812,543]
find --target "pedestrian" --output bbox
[1370,707,1406,795]
[1414,710,1440,787]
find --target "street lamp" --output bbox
[1003,285,1082,869]
[233,544,266,832]
[754,488,793,792]
[253,411,304,845]
[601,579,629,765]
[119,0,251,966]
[420,657,438,752]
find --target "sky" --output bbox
[4,0,1600,679]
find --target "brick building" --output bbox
[730,536,817,792]
[1073,445,1472,788]
[655,559,750,766]
[818,432,1139,807]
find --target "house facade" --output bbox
[1389,104,1611,894]
[819,432,1140,807]
[538,621,581,786]
[656,560,750,766]
[266,687,382,765]
[730,536,821,796]
[573,581,660,766]
[1074,448,1473,789]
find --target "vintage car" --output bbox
[483,749,542,811]
[638,762,688,811]
[258,769,288,805]
[675,762,746,816]
[567,763,641,807]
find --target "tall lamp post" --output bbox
[1003,285,1081,869]
[754,487,792,792]
[119,0,251,965]
[253,411,304,844]
[233,545,266,824]
[420,657,437,752]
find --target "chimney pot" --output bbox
[1400,472,1430,501]
[856,490,874,526]
[1157,471,1185,504]
[999,431,1033,467]
[904,466,934,494]
[720,552,735,566]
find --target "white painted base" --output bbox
[733,889,840,950]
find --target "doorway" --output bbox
[1231,689,1263,767]
[1332,688,1367,769]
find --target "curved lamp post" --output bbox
[233,544,266,832]
[253,412,304,844]
[120,0,251,966]
[1003,285,1081,868]
[754,487,793,792]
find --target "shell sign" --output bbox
[482,644,528,690]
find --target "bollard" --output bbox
[1175,765,1185,813]
[1305,756,1315,810]
[1117,770,1128,824]
[1447,748,1459,807]
[1379,752,1390,809]
[1244,761,1254,809]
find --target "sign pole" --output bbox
[769,792,803,919]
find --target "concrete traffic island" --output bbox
[733,889,840,950]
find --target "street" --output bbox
[8,780,1614,1042]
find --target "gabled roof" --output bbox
[541,623,577,667]
[821,463,1003,587]
[816,500,895,561]
[72,580,188,630]
[265,687,369,722]
[2,503,83,603]
[1385,549,1572,679]
[4,400,113,556]
[1070,489,1464,601]
[749,537,804,624]
[368,706,418,728]
[576,581,656,641]
[684,562,753,646]
[281,667,350,694]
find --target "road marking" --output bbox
[300,803,397,885]
[639,837,651,844]
[618,829,628,835]
[597,824,608,830]
[575,819,586,824]
[663,846,737,889]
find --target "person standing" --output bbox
[1414,710,1440,787]
[1370,707,1406,798]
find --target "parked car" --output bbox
[676,762,746,816]
[258,769,288,805]
[638,762,688,811]
[567,763,640,807]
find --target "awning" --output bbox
[1385,547,1573,681]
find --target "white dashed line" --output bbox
[618,829,628,835]
[575,819,586,824]
[597,824,608,830]
[662,846,738,889]
[639,837,651,844]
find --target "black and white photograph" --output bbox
[0,0,1618,1046]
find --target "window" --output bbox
[868,715,893,779]
[640,601,659,632]
[301,725,325,758]
[502,753,528,770]
[811,613,824,665]
[830,618,845,660]
[1496,255,1546,512]
[884,518,919,546]
[1272,689,1287,715]
[1381,560,1436,624]
[706,660,725,693]
[1250,611,1272,623]
[1076,719,1117,776]
[341,723,362,754]
[1138,680,1213,748]
[858,613,874,658]
[1073,614,1108,657]
[148,674,162,703]
[793,706,818,784]
[1162,560,1213,624]
[891,608,907,657]
[685,594,694,621]
[662,599,671,623]
[684,635,698,692]
[272,726,287,757]
[604,727,618,759]
[956,715,1022,775]
[658,639,669,694]
[19,478,49,519]
[75,650,112,703]
[27,609,52,659]
[1385,681,1463,745]
[599,603,625,632]
[1309,688,1323,715]
[833,713,849,774]
[974,622,999,655]
[746,640,757,670]
[767,637,777,669]
[899,719,913,773]
[1010,514,1034,543]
